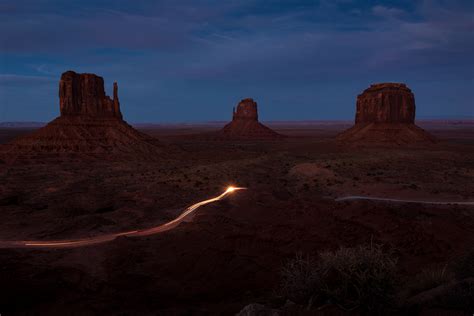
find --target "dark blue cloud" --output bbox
[0,0,473,122]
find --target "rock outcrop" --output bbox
[337,83,435,145]
[218,98,282,140]
[59,71,122,118]
[2,71,163,160]
[232,98,259,121]
[355,83,415,124]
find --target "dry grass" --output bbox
[280,244,398,314]
[280,252,319,304]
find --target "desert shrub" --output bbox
[317,244,398,313]
[279,244,398,314]
[280,253,319,304]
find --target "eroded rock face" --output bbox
[355,83,415,124]
[233,98,258,121]
[337,83,435,145]
[59,71,122,119]
[219,98,282,140]
[1,70,164,159]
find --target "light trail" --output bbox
[336,195,474,205]
[0,186,246,249]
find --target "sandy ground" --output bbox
[0,121,473,314]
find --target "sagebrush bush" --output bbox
[318,244,398,313]
[280,244,398,314]
[280,252,319,304]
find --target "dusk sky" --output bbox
[1,0,473,122]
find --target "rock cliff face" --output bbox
[232,98,258,121]
[59,71,122,119]
[219,98,282,140]
[2,71,163,160]
[337,83,435,145]
[355,83,415,124]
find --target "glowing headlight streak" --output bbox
[0,186,246,249]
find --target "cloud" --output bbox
[0,0,473,121]
[163,0,472,82]
[0,12,193,53]
[0,74,55,85]
[2,0,472,81]
[372,5,405,18]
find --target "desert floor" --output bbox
[0,121,473,314]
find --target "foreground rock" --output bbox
[337,83,435,145]
[218,98,283,140]
[404,277,474,310]
[1,71,163,160]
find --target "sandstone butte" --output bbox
[1,71,163,159]
[218,98,283,140]
[59,70,122,119]
[337,83,435,145]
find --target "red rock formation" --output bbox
[218,98,282,140]
[59,71,122,119]
[337,83,435,145]
[355,83,415,124]
[232,98,258,121]
[2,71,163,159]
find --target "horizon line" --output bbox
[1,117,473,127]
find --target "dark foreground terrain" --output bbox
[0,121,473,315]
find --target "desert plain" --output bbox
[0,120,473,315]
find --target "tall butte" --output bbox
[218,98,282,140]
[59,71,122,119]
[337,83,435,145]
[2,71,162,158]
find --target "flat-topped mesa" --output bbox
[59,70,122,119]
[232,98,258,121]
[337,82,435,145]
[355,82,415,124]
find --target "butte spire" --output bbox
[2,71,163,160]
[218,98,283,140]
